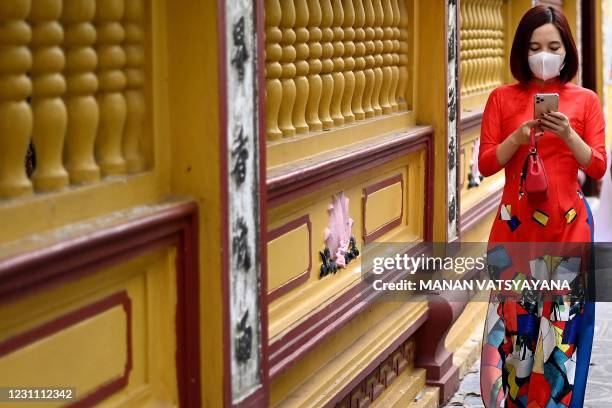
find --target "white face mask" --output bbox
[528,50,566,81]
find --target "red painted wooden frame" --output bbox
[0,201,201,408]
[218,0,270,406]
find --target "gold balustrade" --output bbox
[265,0,411,141]
[0,0,150,200]
[459,0,505,97]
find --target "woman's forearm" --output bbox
[495,130,522,167]
[563,128,593,167]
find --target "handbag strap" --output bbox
[520,129,539,199]
[529,125,539,153]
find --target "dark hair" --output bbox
[510,5,579,84]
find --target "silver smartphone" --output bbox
[534,93,559,134]
[534,93,559,118]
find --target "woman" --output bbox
[478,5,607,408]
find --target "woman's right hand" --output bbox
[511,119,545,145]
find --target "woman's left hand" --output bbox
[539,111,573,142]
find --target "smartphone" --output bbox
[534,93,559,119]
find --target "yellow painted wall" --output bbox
[0,248,179,408]
[165,1,224,406]
[0,1,226,407]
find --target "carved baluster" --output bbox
[396,0,408,110]
[495,0,504,87]
[362,0,375,118]
[123,0,145,172]
[459,0,467,96]
[30,0,69,192]
[330,0,345,126]
[468,0,477,94]
[488,0,496,89]
[483,0,492,91]
[293,0,309,134]
[462,0,473,95]
[95,0,127,176]
[379,0,392,113]
[352,0,366,120]
[305,0,322,131]
[371,0,384,116]
[278,0,296,137]
[319,0,334,129]
[341,0,355,123]
[485,0,492,89]
[475,0,485,92]
[265,0,283,140]
[388,0,399,112]
[62,0,100,184]
[0,0,32,198]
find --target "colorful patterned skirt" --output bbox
[480,196,596,408]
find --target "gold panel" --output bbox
[364,176,403,240]
[268,217,312,295]
[0,248,179,408]
[0,301,128,408]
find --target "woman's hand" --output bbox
[538,110,572,142]
[510,119,545,145]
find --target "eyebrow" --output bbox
[529,41,562,45]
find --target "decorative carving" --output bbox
[232,216,252,271]
[231,16,249,81]
[225,2,262,402]
[448,195,456,224]
[231,126,249,185]
[320,246,338,278]
[448,87,456,122]
[236,310,253,363]
[320,192,359,278]
[447,0,459,241]
[468,139,483,188]
[335,338,415,406]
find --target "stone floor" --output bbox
[442,302,612,407]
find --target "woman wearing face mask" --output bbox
[478,5,607,408]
